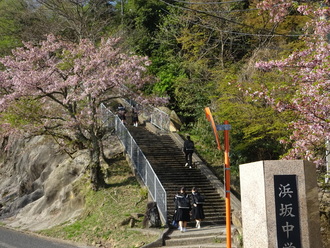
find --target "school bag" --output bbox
[186,140,194,151]
[177,195,190,209]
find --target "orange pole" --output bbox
[224,120,231,248]
[204,109,230,246]
[204,107,222,150]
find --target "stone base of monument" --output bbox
[239,160,322,248]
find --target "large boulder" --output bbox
[0,135,88,230]
[158,107,182,132]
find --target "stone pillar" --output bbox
[239,160,322,248]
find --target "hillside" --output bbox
[0,1,329,247]
[0,135,162,247]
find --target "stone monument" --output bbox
[239,160,322,248]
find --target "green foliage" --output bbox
[139,187,148,199]
[174,73,211,122]
[0,35,20,56]
[148,56,184,97]
[122,0,169,56]
[212,66,293,167]
[1,0,328,244]
[148,7,214,122]
[0,0,24,55]
[0,0,318,191]
[1,98,43,129]
[177,29,209,59]
[56,50,75,71]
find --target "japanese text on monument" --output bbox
[274,175,301,248]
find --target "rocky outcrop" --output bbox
[158,106,182,132]
[0,135,88,231]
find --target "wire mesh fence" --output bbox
[100,103,167,223]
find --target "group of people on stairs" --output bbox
[117,104,139,127]
[173,186,205,233]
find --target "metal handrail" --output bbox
[150,108,170,131]
[100,103,167,223]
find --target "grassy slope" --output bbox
[38,154,162,248]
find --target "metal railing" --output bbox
[100,103,167,223]
[150,107,170,131]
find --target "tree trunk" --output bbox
[89,139,106,191]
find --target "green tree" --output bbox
[0,0,25,55]
[36,0,117,42]
[212,62,294,167]
[120,0,170,56]
[0,0,83,54]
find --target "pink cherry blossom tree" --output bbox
[0,34,164,190]
[255,1,330,166]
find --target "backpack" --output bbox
[194,194,205,204]
[186,140,194,151]
[177,195,190,208]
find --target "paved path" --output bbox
[0,227,92,248]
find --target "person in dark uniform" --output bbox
[183,135,194,168]
[132,105,139,127]
[117,104,127,125]
[174,187,191,232]
[191,187,205,229]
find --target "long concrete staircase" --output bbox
[127,124,238,247]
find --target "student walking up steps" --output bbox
[191,187,205,229]
[174,187,191,232]
[183,135,194,168]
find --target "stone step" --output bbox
[166,203,226,208]
[166,202,225,206]
[165,192,224,196]
[166,209,227,215]
[166,207,226,212]
[125,125,240,247]
[161,225,237,248]
[165,234,226,246]
[128,125,230,246]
